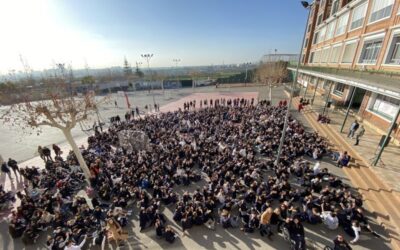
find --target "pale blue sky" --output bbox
[0,0,308,72]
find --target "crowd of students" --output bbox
[0,97,380,250]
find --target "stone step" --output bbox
[292,97,400,249]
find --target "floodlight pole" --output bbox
[275,1,313,166]
[141,54,155,107]
[244,62,251,87]
[173,58,181,87]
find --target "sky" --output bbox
[0,0,308,73]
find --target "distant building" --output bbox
[261,54,299,63]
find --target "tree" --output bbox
[256,61,288,102]
[135,62,144,78]
[123,57,133,77]
[0,89,107,184]
[81,75,95,85]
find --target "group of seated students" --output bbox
[317,113,331,124]
[2,97,379,250]
[0,184,16,210]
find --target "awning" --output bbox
[288,67,400,100]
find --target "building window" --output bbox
[368,93,400,120]
[309,52,315,63]
[314,50,321,63]
[335,12,349,36]
[321,47,330,63]
[313,31,319,44]
[385,34,400,65]
[341,42,358,63]
[325,20,336,40]
[359,39,383,64]
[317,14,323,26]
[350,2,367,30]
[330,44,343,63]
[369,0,395,23]
[318,26,326,43]
[331,0,340,15]
[333,83,345,96]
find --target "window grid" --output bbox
[321,48,330,63]
[333,83,345,96]
[331,0,340,16]
[309,52,315,63]
[330,45,342,63]
[350,3,367,30]
[369,94,400,120]
[386,36,400,65]
[326,21,336,40]
[369,0,395,23]
[318,26,326,43]
[335,13,349,36]
[342,42,357,63]
[359,40,382,64]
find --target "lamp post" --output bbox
[244,62,251,87]
[275,0,316,166]
[136,61,143,75]
[141,54,155,106]
[136,61,143,90]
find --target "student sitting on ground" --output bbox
[332,151,351,167]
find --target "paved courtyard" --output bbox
[0,85,394,250]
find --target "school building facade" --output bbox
[292,0,400,142]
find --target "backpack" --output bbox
[343,224,355,237]
[1,163,10,173]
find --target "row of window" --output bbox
[316,0,349,26]
[309,30,400,65]
[313,0,397,45]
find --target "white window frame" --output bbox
[349,2,368,31]
[317,13,323,26]
[314,49,322,63]
[318,26,327,43]
[331,0,340,16]
[309,51,315,63]
[320,47,331,63]
[313,31,319,44]
[326,20,336,40]
[329,43,343,63]
[333,83,346,97]
[341,39,359,64]
[357,33,385,65]
[383,29,400,66]
[368,0,395,24]
[358,40,383,65]
[367,93,400,122]
[335,12,350,37]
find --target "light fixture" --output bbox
[301,1,310,8]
